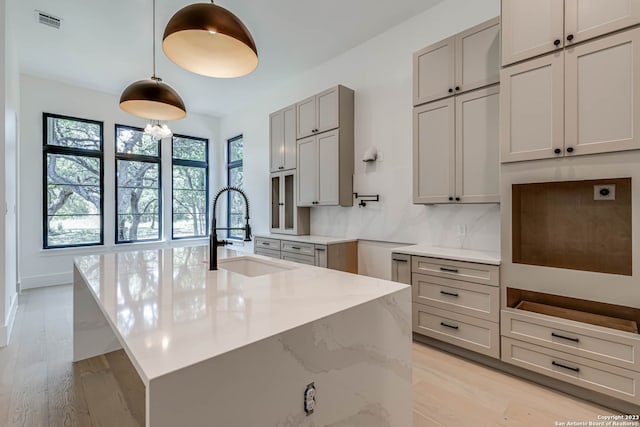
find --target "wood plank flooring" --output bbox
[0,285,617,427]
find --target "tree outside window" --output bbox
[43,113,104,248]
[227,135,244,239]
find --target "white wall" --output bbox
[19,75,221,289]
[219,0,502,273]
[1,0,20,346]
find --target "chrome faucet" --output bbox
[209,186,252,270]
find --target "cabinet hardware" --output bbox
[392,258,407,263]
[279,166,284,170]
[552,361,580,373]
[554,39,561,46]
[291,246,301,250]
[440,322,459,330]
[455,197,460,201]
[566,34,574,41]
[554,148,562,154]
[315,248,326,252]
[566,147,574,153]
[551,332,580,343]
[278,203,284,206]
[448,88,453,93]
[262,242,271,246]
[440,290,459,297]
[440,267,459,273]
[448,197,453,201]
[455,86,460,91]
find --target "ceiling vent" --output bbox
[35,11,62,29]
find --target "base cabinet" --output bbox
[270,171,309,235]
[255,237,357,273]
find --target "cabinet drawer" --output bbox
[502,337,640,405]
[412,256,499,286]
[254,248,281,259]
[254,237,281,251]
[281,240,315,256]
[412,273,498,322]
[413,303,499,358]
[281,252,315,266]
[502,308,640,372]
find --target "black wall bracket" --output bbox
[353,192,380,207]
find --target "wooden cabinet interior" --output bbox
[512,178,632,276]
[507,288,640,335]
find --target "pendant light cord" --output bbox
[152,0,156,79]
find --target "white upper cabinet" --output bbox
[317,131,340,205]
[502,0,640,66]
[269,105,297,172]
[296,86,341,139]
[500,52,565,162]
[296,136,317,206]
[565,27,640,156]
[414,17,500,106]
[502,27,640,162]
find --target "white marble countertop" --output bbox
[254,234,358,245]
[391,244,501,265]
[74,245,407,383]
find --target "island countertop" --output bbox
[74,245,408,384]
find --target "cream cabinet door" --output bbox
[501,0,564,66]
[269,105,296,172]
[296,96,316,139]
[565,27,640,156]
[296,136,317,206]
[317,130,339,206]
[413,98,455,203]
[455,85,500,203]
[270,173,282,231]
[455,17,501,94]
[500,52,564,162]
[413,37,455,106]
[315,245,328,268]
[317,87,339,134]
[565,0,640,45]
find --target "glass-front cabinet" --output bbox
[270,171,309,235]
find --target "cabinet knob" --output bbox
[455,86,460,91]
[554,148,562,154]
[455,197,460,202]
[448,197,453,201]
[448,88,453,93]
[278,203,284,206]
[278,166,284,170]
[554,39,561,46]
[566,147,574,153]
[567,34,574,41]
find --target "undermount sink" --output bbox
[217,256,295,277]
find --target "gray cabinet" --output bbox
[254,237,357,273]
[296,86,343,139]
[414,85,500,204]
[413,17,500,106]
[391,253,411,285]
[501,0,640,66]
[270,171,309,235]
[269,105,297,172]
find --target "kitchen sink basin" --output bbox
[217,256,295,277]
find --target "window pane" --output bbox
[173,165,207,238]
[173,136,206,162]
[116,126,159,157]
[117,160,160,242]
[229,137,243,163]
[228,165,244,239]
[46,116,101,151]
[46,153,102,247]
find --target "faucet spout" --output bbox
[209,186,251,271]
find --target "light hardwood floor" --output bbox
[0,285,616,427]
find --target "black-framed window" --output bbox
[172,134,209,239]
[43,113,104,249]
[227,135,244,239]
[115,125,162,243]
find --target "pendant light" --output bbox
[162,1,258,78]
[119,0,187,121]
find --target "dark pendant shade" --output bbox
[163,2,258,78]
[119,78,187,121]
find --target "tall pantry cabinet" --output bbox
[413,17,501,204]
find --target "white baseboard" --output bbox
[0,293,19,347]
[21,272,71,289]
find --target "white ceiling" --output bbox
[13,0,443,117]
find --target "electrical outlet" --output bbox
[594,185,615,201]
[304,382,316,415]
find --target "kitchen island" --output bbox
[73,245,412,427]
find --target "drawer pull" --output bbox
[392,258,407,262]
[440,290,459,297]
[315,248,326,252]
[440,267,459,273]
[551,332,580,343]
[262,242,271,246]
[291,246,301,250]
[440,322,459,330]
[552,361,580,373]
